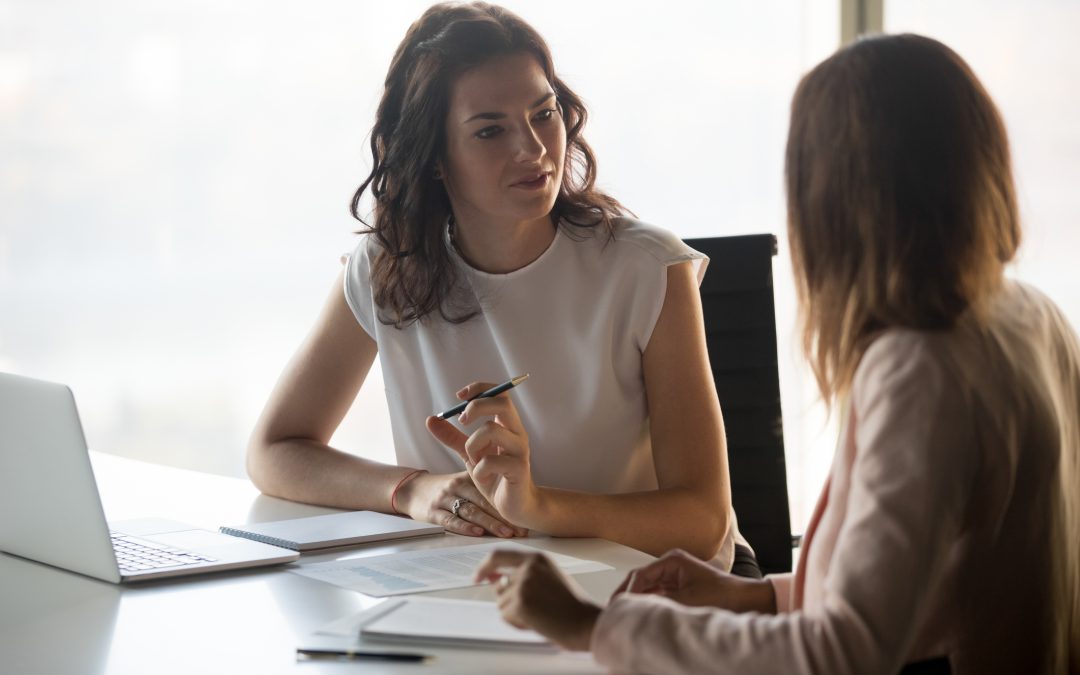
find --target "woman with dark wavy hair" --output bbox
[477,34,1080,675]
[247,2,752,571]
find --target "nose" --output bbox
[514,123,545,163]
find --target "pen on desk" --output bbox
[295,647,432,663]
[436,374,530,420]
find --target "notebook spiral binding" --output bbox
[219,527,299,550]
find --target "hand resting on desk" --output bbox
[611,548,776,613]
[474,548,602,652]
[394,469,528,539]
[472,548,777,653]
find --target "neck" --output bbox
[450,213,556,274]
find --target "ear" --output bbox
[433,161,444,180]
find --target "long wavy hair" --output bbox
[351,2,623,328]
[788,36,1080,670]
[785,33,1021,403]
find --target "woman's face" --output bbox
[440,51,566,229]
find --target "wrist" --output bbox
[750,577,777,614]
[391,469,428,516]
[565,602,602,652]
[518,484,551,531]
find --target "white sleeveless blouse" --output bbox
[344,217,739,565]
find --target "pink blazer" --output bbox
[592,281,1080,674]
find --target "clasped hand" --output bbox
[425,381,541,529]
[393,468,527,538]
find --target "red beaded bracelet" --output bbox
[390,469,427,515]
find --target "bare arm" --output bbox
[246,270,406,511]
[428,262,731,559]
[529,261,731,558]
[247,271,526,538]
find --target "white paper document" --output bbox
[291,541,612,596]
[318,596,554,651]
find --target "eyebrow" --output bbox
[463,92,556,124]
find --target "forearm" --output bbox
[593,593,857,675]
[527,485,728,560]
[246,437,414,512]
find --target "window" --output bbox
[2,1,841,530]
[885,1,1080,331]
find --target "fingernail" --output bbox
[457,387,467,398]
[499,526,513,537]
[459,412,468,424]
[472,526,483,535]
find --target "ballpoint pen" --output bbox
[436,374,530,420]
[296,647,432,662]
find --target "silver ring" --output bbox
[498,575,511,590]
[451,497,469,517]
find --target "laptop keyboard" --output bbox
[110,532,217,574]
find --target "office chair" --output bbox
[685,234,794,575]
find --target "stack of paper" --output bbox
[291,540,611,596]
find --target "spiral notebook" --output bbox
[219,511,442,551]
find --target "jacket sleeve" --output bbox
[591,333,978,675]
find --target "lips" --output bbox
[510,171,552,190]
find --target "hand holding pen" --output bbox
[426,374,541,528]
[386,374,532,539]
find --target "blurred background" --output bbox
[1,0,1077,532]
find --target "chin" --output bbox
[521,194,560,221]
[497,202,554,224]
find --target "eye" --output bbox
[475,125,503,139]
[533,108,559,122]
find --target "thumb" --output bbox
[426,416,472,466]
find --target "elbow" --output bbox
[245,434,276,497]
[696,510,730,561]
[678,504,729,561]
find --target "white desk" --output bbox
[0,453,654,674]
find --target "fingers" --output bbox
[472,453,525,486]
[459,394,523,434]
[610,551,692,600]
[495,583,530,629]
[455,481,498,515]
[473,549,534,583]
[414,473,505,538]
[494,579,529,629]
[455,381,496,400]
[456,500,516,538]
[438,510,486,537]
[485,552,600,652]
[609,551,695,599]
[626,563,664,594]
[622,549,703,595]
[611,557,673,598]
[437,475,525,538]
[464,422,525,464]
[426,416,472,466]
[457,481,528,537]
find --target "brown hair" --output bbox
[351,2,623,328]
[785,34,1021,402]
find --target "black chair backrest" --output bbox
[685,234,793,575]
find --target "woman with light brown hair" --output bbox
[478,33,1080,674]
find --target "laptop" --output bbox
[0,371,299,583]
